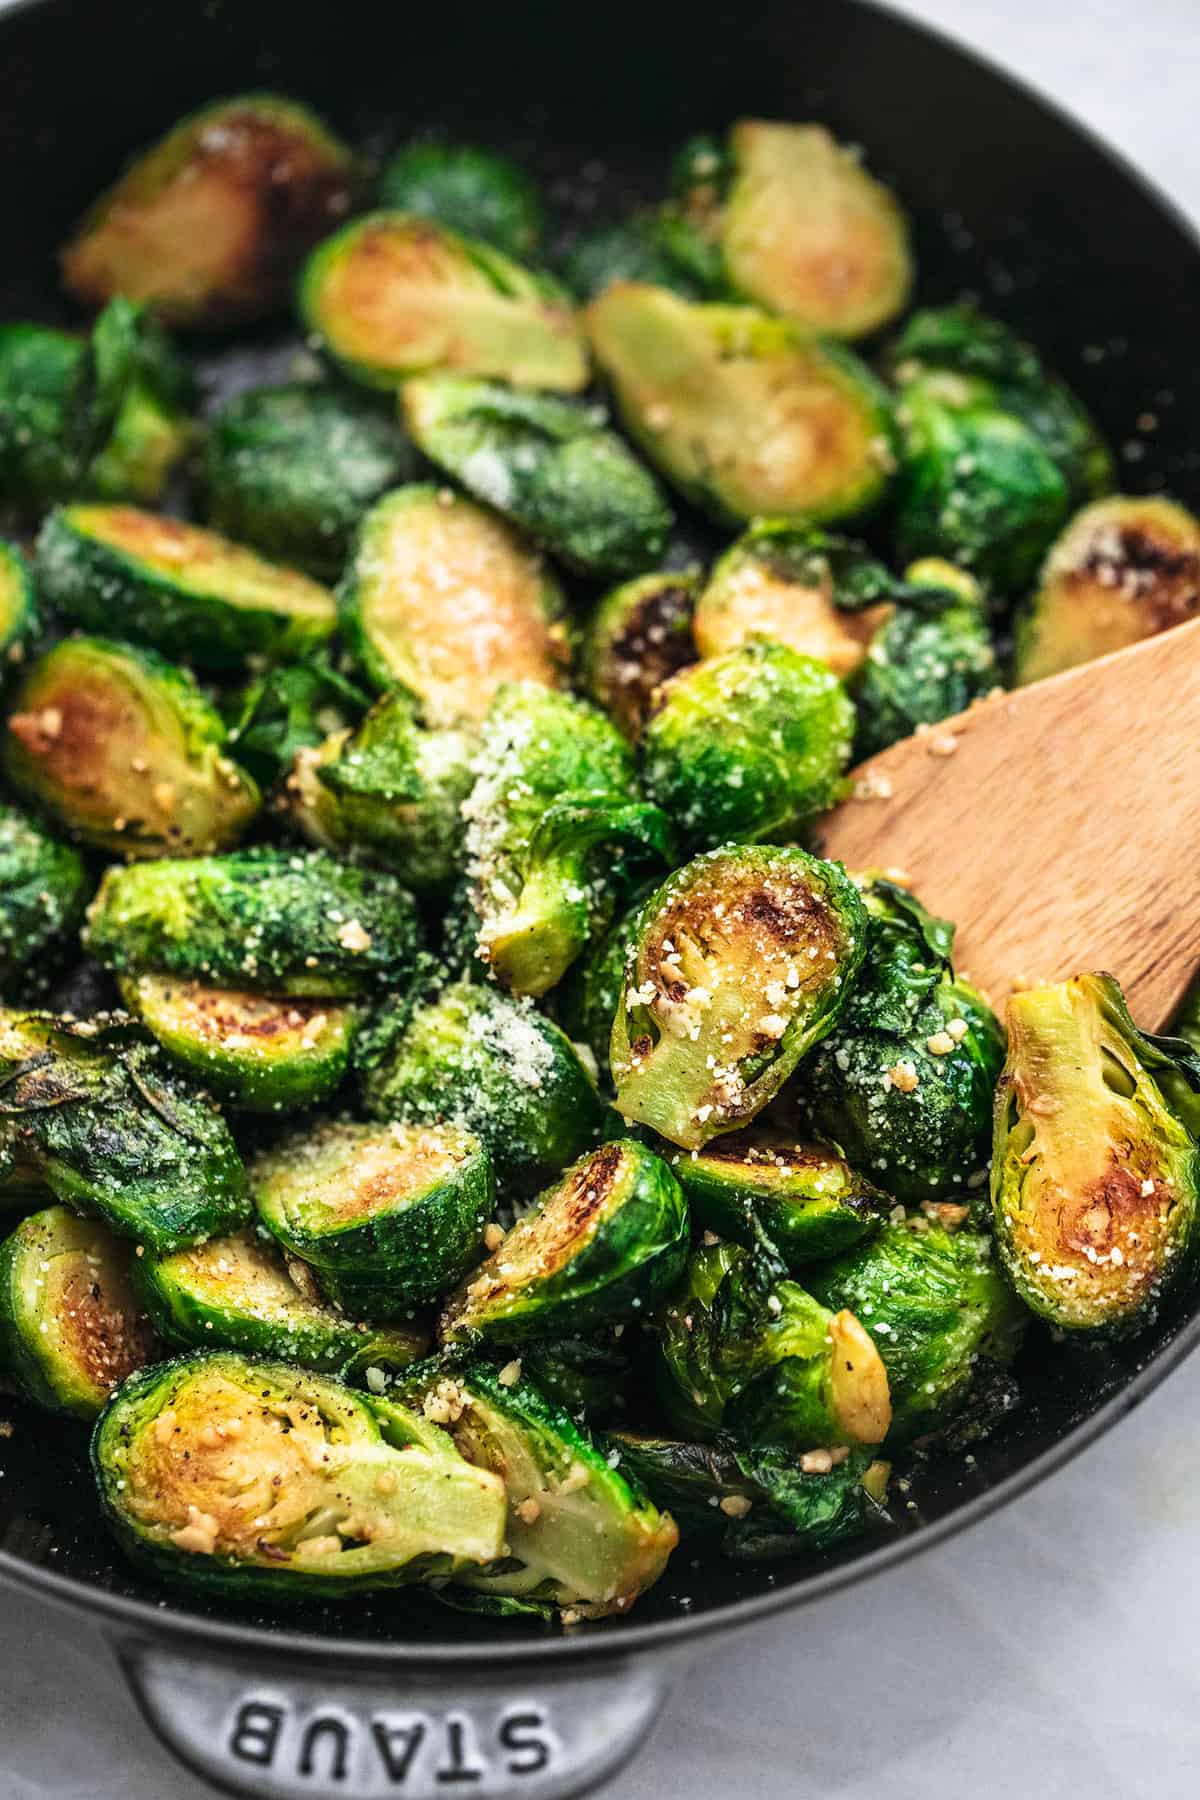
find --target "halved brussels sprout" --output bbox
[581,570,701,741]
[205,384,416,579]
[853,562,996,759]
[654,1241,891,1449]
[284,691,475,890]
[0,324,91,511]
[612,846,866,1150]
[135,1227,428,1376]
[557,885,655,1080]
[0,1205,159,1418]
[338,485,569,722]
[398,1359,676,1618]
[0,804,90,999]
[800,878,1004,1202]
[1014,496,1200,685]
[693,521,894,677]
[808,1220,1027,1445]
[225,652,369,790]
[992,973,1200,1336]
[300,212,588,392]
[5,637,260,857]
[85,849,422,998]
[465,683,672,997]
[440,1139,688,1345]
[85,299,194,504]
[677,1135,890,1268]
[61,95,358,330]
[254,1119,491,1317]
[642,640,855,848]
[0,540,39,672]
[586,284,895,525]
[561,213,706,304]
[359,977,602,1195]
[37,506,336,671]
[402,376,675,577]
[379,144,543,261]
[0,1010,250,1250]
[119,973,356,1113]
[92,1352,507,1597]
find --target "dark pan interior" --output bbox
[2,0,1199,1654]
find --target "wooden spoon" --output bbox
[816,616,1200,1031]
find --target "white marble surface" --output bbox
[4,2,1200,1795]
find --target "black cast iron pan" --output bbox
[2,1,1200,1793]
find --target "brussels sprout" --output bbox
[300,213,588,393]
[402,376,675,578]
[557,886,654,1080]
[359,977,602,1195]
[992,972,1200,1336]
[441,1139,688,1345]
[61,95,358,331]
[119,973,356,1113]
[0,1205,159,1418]
[398,1359,676,1618]
[1014,496,1200,685]
[0,1010,250,1250]
[225,653,369,790]
[37,506,336,671]
[0,804,89,999]
[85,299,194,504]
[612,846,866,1149]
[654,1240,891,1449]
[671,121,912,339]
[807,1220,1026,1445]
[676,1135,891,1267]
[560,214,706,304]
[338,485,569,722]
[642,640,855,848]
[283,690,474,890]
[465,684,672,997]
[5,637,260,857]
[853,562,996,758]
[205,384,416,580]
[254,1119,491,1318]
[694,521,895,677]
[379,143,543,261]
[135,1227,428,1376]
[519,1327,636,1424]
[586,284,895,526]
[0,539,39,670]
[581,570,701,741]
[92,1352,507,1597]
[0,324,91,511]
[85,849,421,998]
[800,878,1004,1203]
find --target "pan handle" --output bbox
[110,1631,685,1800]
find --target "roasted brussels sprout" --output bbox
[561,213,706,304]
[85,849,421,998]
[676,1135,891,1267]
[205,384,416,578]
[0,1010,250,1250]
[519,1327,636,1424]
[808,1220,1026,1445]
[0,324,90,510]
[0,804,89,999]
[557,886,654,1080]
[612,846,866,1149]
[253,1119,492,1317]
[464,683,671,997]
[37,506,336,671]
[5,637,260,857]
[300,213,587,392]
[92,1352,507,1597]
[0,539,39,671]
[581,570,701,741]
[441,1139,687,1345]
[119,974,356,1112]
[135,1227,428,1376]
[670,121,912,339]
[586,284,895,526]
[800,878,1004,1203]
[1014,496,1200,685]
[225,653,369,790]
[992,972,1200,1336]
[402,376,674,578]
[642,640,855,847]
[398,1359,676,1618]
[654,1240,891,1449]
[62,95,358,330]
[853,561,996,758]
[0,1206,159,1418]
[85,299,194,503]
[338,485,569,722]
[379,143,543,260]
[359,978,602,1194]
